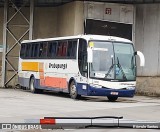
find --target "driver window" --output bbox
[78,39,87,77]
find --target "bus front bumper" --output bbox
[87,85,135,97]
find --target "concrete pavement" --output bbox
[0,88,160,131]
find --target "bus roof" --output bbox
[21,35,132,44]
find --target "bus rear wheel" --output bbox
[30,77,43,93]
[69,81,81,99]
[107,96,118,102]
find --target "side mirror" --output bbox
[87,48,93,63]
[135,51,145,67]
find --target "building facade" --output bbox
[0,1,160,95]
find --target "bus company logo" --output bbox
[49,63,67,70]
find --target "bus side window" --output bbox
[39,43,43,57]
[31,43,34,57]
[31,43,39,58]
[78,39,87,77]
[48,41,58,58]
[62,41,68,57]
[57,40,68,57]
[26,44,31,58]
[39,42,48,58]
[33,43,39,57]
[42,42,48,57]
[67,40,77,59]
[57,42,62,57]
[20,44,26,58]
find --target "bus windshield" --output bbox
[90,41,136,81]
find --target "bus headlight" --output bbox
[126,86,135,90]
[90,84,102,88]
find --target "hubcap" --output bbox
[71,85,76,96]
[30,80,34,91]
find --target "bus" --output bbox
[18,35,145,101]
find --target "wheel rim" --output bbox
[70,84,77,96]
[30,79,34,92]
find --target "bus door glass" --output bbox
[78,39,87,77]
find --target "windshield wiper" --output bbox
[105,57,114,78]
[117,57,127,81]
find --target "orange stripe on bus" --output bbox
[39,62,44,72]
[45,76,67,89]
[22,62,39,72]
[39,63,45,86]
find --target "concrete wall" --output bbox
[0,1,84,44]
[135,4,160,76]
[57,1,84,37]
[136,77,160,96]
[0,8,3,44]
[135,4,160,95]
[57,2,75,36]
[0,1,84,87]
[0,8,3,69]
[34,1,84,38]
[74,1,84,35]
[34,7,58,38]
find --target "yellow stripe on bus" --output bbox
[22,62,39,72]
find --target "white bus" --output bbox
[18,35,145,101]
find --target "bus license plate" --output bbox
[110,92,118,95]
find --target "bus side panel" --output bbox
[18,76,30,88]
[44,60,78,92]
[18,60,41,88]
[34,79,62,92]
[76,83,88,96]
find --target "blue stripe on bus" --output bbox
[88,85,135,97]
[77,83,135,97]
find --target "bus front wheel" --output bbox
[69,81,81,99]
[107,96,118,102]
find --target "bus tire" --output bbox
[21,86,26,90]
[107,96,118,102]
[69,81,81,99]
[30,77,43,93]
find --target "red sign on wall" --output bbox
[105,8,112,15]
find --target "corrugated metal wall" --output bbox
[135,4,160,76]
